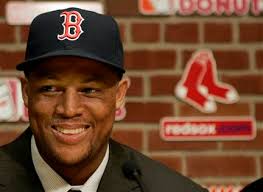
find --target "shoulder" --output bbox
[0,129,35,186]
[0,143,28,189]
[0,139,25,171]
[0,129,43,191]
[0,129,31,163]
[111,140,208,192]
[0,132,28,171]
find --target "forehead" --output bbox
[26,56,119,82]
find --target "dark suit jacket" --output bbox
[240,177,263,192]
[0,128,208,192]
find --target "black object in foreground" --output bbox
[240,177,263,192]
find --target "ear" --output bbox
[21,77,29,108]
[115,77,130,110]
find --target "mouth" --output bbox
[51,124,91,135]
[50,123,92,144]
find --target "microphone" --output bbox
[122,160,148,192]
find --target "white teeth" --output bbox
[56,127,86,134]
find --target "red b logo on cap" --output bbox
[57,11,84,41]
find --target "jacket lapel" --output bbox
[97,140,140,192]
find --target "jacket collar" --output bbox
[98,140,140,192]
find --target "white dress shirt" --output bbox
[31,136,109,192]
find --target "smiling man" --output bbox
[0,7,208,192]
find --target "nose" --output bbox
[55,88,83,118]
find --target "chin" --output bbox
[50,145,93,167]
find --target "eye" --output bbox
[80,88,98,95]
[39,86,60,94]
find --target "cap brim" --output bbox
[17,50,125,74]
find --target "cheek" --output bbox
[84,90,117,119]
[29,94,58,114]
[83,94,117,134]
[86,99,116,123]
[28,96,57,130]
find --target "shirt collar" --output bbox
[31,136,109,192]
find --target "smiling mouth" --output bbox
[51,124,91,135]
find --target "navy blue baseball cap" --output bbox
[16,7,125,74]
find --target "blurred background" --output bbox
[0,0,263,191]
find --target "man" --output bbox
[0,7,208,192]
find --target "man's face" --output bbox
[22,57,128,168]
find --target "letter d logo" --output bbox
[57,11,84,41]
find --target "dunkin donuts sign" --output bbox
[0,77,127,122]
[139,0,263,15]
